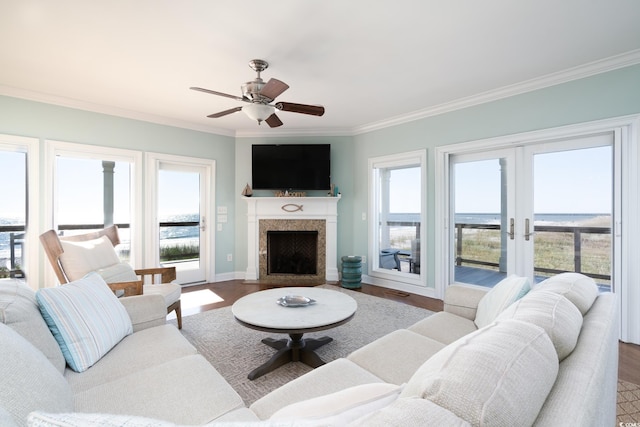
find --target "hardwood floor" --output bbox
[180,279,639,385]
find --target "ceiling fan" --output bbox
[190,59,325,127]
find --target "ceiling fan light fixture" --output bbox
[242,103,275,123]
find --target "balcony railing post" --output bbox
[456,224,463,266]
[574,229,582,274]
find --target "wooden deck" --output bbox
[455,265,612,292]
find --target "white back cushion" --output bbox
[402,319,558,427]
[497,290,583,361]
[59,236,121,282]
[474,275,530,328]
[533,272,599,315]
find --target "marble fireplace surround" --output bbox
[244,196,340,283]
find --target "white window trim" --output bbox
[44,140,143,284]
[0,134,39,288]
[367,149,429,295]
[435,114,640,344]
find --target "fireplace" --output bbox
[259,219,326,284]
[267,231,318,275]
[244,196,341,283]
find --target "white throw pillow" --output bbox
[59,236,121,282]
[533,272,599,315]
[474,275,530,328]
[497,290,583,361]
[402,320,558,427]
[270,383,403,425]
[36,273,133,373]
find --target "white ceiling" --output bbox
[1,1,640,137]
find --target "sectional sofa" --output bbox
[0,272,618,426]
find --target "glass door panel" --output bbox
[532,145,613,290]
[0,150,27,279]
[158,166,206,284]
[453,156,512,287]
[376,166,422,275]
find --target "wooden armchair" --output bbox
[40,225,182,329]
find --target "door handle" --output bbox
[506,218,515,240]
[524,218,535,241]
[200,217,206,232]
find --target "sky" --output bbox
[454,145,612,214]
[0,154,200,222]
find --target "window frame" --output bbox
[0,134,39,287]
[44,140,143,284]
[368,149,427,291]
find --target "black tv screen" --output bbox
[252,144,331,190]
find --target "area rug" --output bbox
[618,380,640,423]
[168,285,433,405]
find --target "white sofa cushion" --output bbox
[59,235,121,281]
[533,272,599,315]
[402,319,558,427]
[28,411,297,426]
[144,283,182,305]
[96,262,140,283]
[349,397,471,426]
[474,275,530,328]
[270,383,402,425]
[497,290,583,360]
[250,358,384,420]
[0,323,73,425]
[36,273,133,372]
[408,311,478,345]
[0,279,66,373]
[347,329,445,384]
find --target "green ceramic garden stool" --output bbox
[341,255,362,289]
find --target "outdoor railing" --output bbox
[0,221,200,270]
[455,223,612,281]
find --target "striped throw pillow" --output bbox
[36,273,133,372]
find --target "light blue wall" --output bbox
[0,96,237,277]
[351,64,640,288]
[2,63,639,287]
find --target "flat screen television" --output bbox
[252,144,331,190]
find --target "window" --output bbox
[369,150,426,289]
[0,135,39,284]
[44,140,142,279]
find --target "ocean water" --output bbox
[455,213,610,225]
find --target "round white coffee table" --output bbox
[232,287,357,380]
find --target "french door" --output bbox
[449,132,616,290]
[146,153,215,285]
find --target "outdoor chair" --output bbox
[379,248,401,270]
[39,225,182,329]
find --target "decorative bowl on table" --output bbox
[276,295,316,307]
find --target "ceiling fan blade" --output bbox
[276,102,325,116]
[265,113,283,128]
[207,106,242,118]
[190,87,247,102]
[259,78,289,101]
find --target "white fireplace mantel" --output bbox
[244,196,341,281]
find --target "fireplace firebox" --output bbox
[267,231,318,275]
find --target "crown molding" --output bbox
[2,49,639,139]
[353,49,640,135]
[0,85,236,137]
